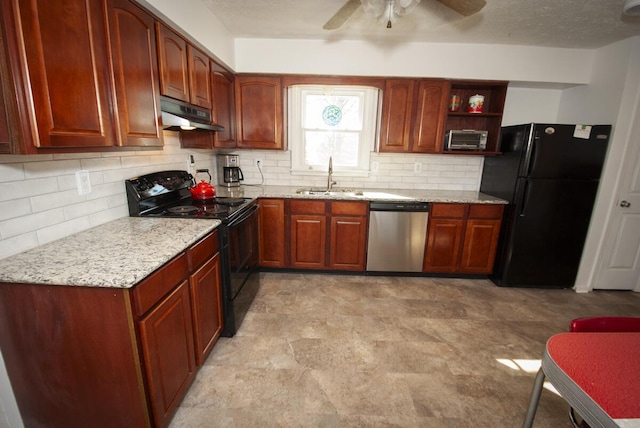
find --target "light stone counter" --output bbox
[216,185,507,204]
[0,217,220,288]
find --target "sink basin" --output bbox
[296,188,364,197]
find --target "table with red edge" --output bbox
[523,332,640,428]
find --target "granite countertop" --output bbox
[0,217,220,288]
[216,185,507,204]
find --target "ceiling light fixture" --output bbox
[623,0,640,15]
[361,0,422,29]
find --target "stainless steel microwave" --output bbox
[444,130,488,151]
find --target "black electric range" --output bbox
[125,170,259,337]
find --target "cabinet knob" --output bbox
[620,200,631,208]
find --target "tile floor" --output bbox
[170,273,640,428]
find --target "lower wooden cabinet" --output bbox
[258,198,287,267]
[139,279,196,427]
[424,203,504,274]
[258,199,368,271]
[0,230,223,428]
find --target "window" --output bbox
[288,85,380,176]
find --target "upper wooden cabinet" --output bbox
[379,79,448,154]
[211,61,236,148]
[0,0,163,153]
[1,0,116,152]
[107,0,163,148]
[156,23,189,102]
[235,75,284,150]
[156,23,211,109]
[443,80,508,155]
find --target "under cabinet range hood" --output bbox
[160,96,224,132]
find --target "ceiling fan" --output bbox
[323,0,486,30]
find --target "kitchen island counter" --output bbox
[216,185,507,204]
[0,217,220,288]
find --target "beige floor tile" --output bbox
[170,273,640,428]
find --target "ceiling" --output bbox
[201,0,640,49]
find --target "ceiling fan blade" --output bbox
[435,0,486,16]
[323,0,362,30]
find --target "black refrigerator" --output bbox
[480,123,611,288]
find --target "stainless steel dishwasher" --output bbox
[366,201,430,272]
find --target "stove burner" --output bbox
[198,204,229,214]
[216,197,245,206]
[167,206,199,215]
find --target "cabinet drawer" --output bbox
[188,230,218,271]
[430,203,467,218]
[468,204,504,219]
[290,199,326,214]
[331,201,367,216]
[132,253,189,316]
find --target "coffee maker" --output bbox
[217,154,244,187]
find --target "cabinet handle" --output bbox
[620,200,631,208]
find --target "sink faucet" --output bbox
[327,156,337,191]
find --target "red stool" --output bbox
[568,317,640,428]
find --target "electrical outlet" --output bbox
[75,170,92,195]
[414,162,422,173]
[254,158,264,169]
[371,161,379,173]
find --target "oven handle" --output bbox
[227,203,258,228]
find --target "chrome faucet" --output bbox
[327,156,337,191]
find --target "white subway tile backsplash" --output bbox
[0,177,60,202]
[0,164,25,182]
[23,159,81,178]
[30,189,85,213]
[0,208,65,239]
[0,232,39,259]
[36,217,92,245]
[80,157,122,171]
[0,198,31,222]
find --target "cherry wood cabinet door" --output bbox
[107,0,162,147]
[211,61,236,148]
[379,79,414,153]
[259,199,287,267]
[330,216,367,270]
[188,45,211,109]
[290,214,327,269]
[6,0,115,149]
[459,219,502,274]
[235,75,283,149]
[413,79,448,153]
[190,253,223,365]
[156,23,189,103]
[139,280,196,428]
[423,218,466,272]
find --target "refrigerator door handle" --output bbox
[518,180,532,217]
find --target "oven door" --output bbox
[221,203,259,336]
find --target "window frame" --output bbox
[288,84,381,177]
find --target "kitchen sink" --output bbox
[296,188,364,197]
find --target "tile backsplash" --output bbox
[0,134,484,260]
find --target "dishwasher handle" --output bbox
[369,201,430,212]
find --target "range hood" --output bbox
[160,96,224,132]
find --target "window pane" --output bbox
[304,94,362,131]
[304,131,359,167]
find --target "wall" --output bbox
[226,149,484,191]
[0,134,215,260]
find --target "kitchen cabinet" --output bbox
[270,199,368,271]
[424,203,504,274]
[329,202,368,271]
[0,0,163,153]
[107,0,163,148]
[212,61,236,148]
[235,75,284,150]
[379,78,448,153]
[289,200,327,269]
[156,23,211,109]
[258,198,287,267]
[0,230,223,427]
[443,80,508,154]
